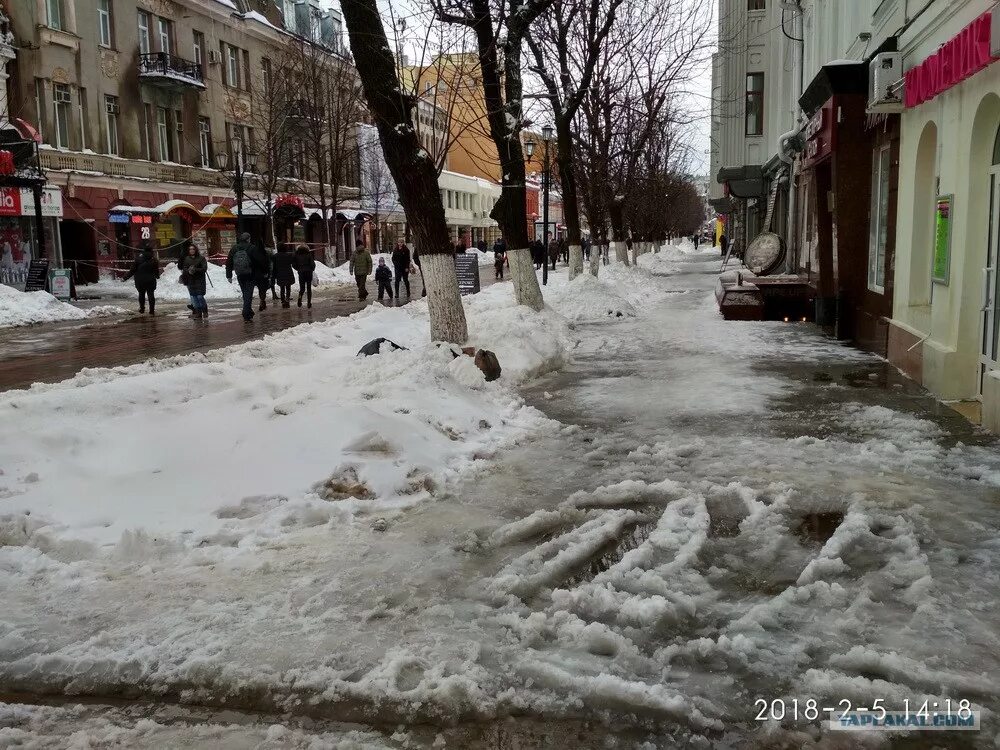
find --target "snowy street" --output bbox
[2,247,999,748]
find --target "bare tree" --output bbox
[341,0,467,343]
[434,0,554,311]
[526,0,625,279]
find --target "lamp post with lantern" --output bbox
[524,123,554,285]
[216,142,257,236]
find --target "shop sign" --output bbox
[0,187,22,217]
[933,195,953,285]
[18,187,63,217]
[905,11,997,108]
[802,101,836,167]
[49,268,72,300]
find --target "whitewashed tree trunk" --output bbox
[568,244,584,280]
[630,241,639,266]
[421,253,468,343]
[589,247,600,276]
[507,247,543,311]
[614,241,629,265]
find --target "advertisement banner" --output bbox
[49,268,72,300]
[0,187,22,217]
[933,195,953,285]
[19,186,63,217]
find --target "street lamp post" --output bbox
[524,125,554,285]
[217,142,257,236]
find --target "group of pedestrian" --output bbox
[225,233,317,322]
[352,240,422,303]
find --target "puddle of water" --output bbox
[794,511,845,544]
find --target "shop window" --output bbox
[97,0,113,47]
[868,146,891,293]
[745,73,764,136]
[52,83,71,149]
[105,95,120,156]
[137,11,151,55]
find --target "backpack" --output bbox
[232,245,253,276]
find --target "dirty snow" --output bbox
[0,284,126,328]
[3,249,1000,746]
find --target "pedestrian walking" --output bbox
[226,232,261,321]
[294,244,315,308]
[180,242,209,319]
[531,239,545,269]
[122,242,160,315]
[391,240,411,299]
[375,257,393,302]
[582,236,591,261]
[492,237,506,280]
[251,242,271,311]
[271,245,295,308]
[559,237,568,264]
[412,248,426,297]
[548,238,559,271]
[692,233,700,250]
[477,238,487,254]
[720,233,729,257]
[267,247,279,301]
[351,244,373,300]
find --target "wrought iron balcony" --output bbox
[138,52,206,90]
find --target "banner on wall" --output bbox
[933,195,953,285]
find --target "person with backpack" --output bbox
[180,242,209,319]
[350,243,373,300]
[375,256,393,302]
[294,244,316,308]
[391,240,411,299]
[271,245,295,308]
[226,232,260,321]
[122,242,161,315]
[249,241,271,311]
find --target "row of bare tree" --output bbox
[338,0,712,343]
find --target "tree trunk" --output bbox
[342,0,467,343]
[555,120,584,280]
[589,247,600,277]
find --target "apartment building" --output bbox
[4,0,359,279]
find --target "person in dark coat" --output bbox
[293,244,316,308]
[548,238,559,271]
[720,233,729,257]
[250,241,271,311]
[531,239,545,269]
[412,247,426,297]
[122,242,160,315]
[476,238,487,254]
[391,240,411,299]
[375,257,393,302]
[271,245,295,307]
[492,237,506,280]
[181,243,209,319]
[226,232,261,321]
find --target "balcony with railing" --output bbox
[138,52,206,90]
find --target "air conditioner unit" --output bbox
[208,49,221,65]
[867,52,904,113]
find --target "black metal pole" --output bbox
[32,183,45,268]
[235,167,244,236]
[542,138,550,286]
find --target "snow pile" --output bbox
[636,250,681,276]
[81,262,241,301]
[0,285,125,329]
[543,273,638,321]
[0,281,569,547]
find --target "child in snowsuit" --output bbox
[375,257,393,302]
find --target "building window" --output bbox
[157,17,173,54]
[105,95,120,156]
[193,31,205,72]
[242,50,251,91]
[199,117,212,168]
[748,0,765,9]
[137,11,151,54]
[52,83,71,149]
[46,0,62,30]
[156,107,170,161]
[174,109,183,163]
[142,103,153,159]
[77,87,88,151]
[97,0,113,47]
[224,44,240,88]
[868,146,891,292]
[446,190,452,209]
[261,57,272,97]
[745,72,764,136]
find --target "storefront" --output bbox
[887,5,1000,427]
[0,185,63,288]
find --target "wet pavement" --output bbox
[3,254,1000,748]
[0,281,455,391]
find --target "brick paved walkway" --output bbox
[0,285,396,391]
